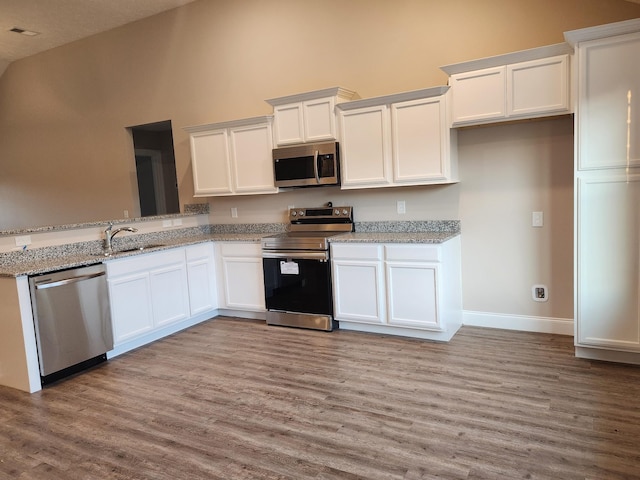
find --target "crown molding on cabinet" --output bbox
[564,17,640,45]
[440,43,573,76]
[265,87,358,107]
[335,86,450,111]
[183,115,273,134]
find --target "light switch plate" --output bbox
[532,211,543,227]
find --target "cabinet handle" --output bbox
[34,271,106,290]
[313,150,320,184]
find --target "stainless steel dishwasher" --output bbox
[29,263,113,385]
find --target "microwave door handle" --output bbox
[313,150,320,183]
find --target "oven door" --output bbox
[262,250,334,330]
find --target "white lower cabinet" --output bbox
[215,242,265,312]
[108,270,155,343]
[186,243,217,316]
[106,244,217,353]
[332,238,462,341]
[332,244,386,324]
[386,261,439,330]
[149,260,190,328]
[576,172,640,355]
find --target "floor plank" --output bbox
[1,317,640,479]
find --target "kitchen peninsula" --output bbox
[0,214,461,393]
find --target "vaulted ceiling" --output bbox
[0,0,198,75]
[1,0,639,77]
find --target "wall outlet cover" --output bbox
[532,284,548,302]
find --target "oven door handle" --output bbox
[262,251,329,261]
[313,150,320,184]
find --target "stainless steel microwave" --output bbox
[273,141,340,188]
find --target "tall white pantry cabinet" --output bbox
[567,19,640,364]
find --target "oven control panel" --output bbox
[289,206,352,221]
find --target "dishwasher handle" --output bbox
[34,271,106,290]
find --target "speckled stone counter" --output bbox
[0,224,285,278]
[334,220,461,244]
[0,220,460,276]
[331,231,460,244]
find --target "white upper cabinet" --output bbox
[448,66,506,124]
[567,29,640,170]
[184,116,277,197]
[186,128,232,196]
[442,43,573,127]
[266,87,357,146]
[507,55,569,117]
[337,87,458,189]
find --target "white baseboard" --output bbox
[463,310,574,336]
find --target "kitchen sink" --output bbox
[118,243,166,253]
[93,243,166,257]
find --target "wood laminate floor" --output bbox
[1,317,640,479]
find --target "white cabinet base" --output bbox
[575,346,640,365]
[107,310,218,358]
[338,320,460,342]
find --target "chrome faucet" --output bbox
[104,223,138,254]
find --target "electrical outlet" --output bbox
[123,210,129,218]
[532,284,548,302]
[397,200,406,215]
[15,235,31,246]
[231,207,238,218]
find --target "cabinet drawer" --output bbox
[106,248,185,277]
[331,243,382,260]
[218,242,261,257]
[185,242,214,262]
[385,244,441,262]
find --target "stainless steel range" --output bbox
[261,205,354,331]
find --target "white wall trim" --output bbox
[463,310,574,336]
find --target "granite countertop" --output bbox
[0,232,268,278]
[330,231,460,244]
[0,220,461,277]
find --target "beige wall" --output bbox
[1,0,639,319]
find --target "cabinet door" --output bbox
[507,55,569,118]
[273,103,304,146]
[450,66,506,125]
[303,97,336,142]
[391,96,446,183]
[339,105,391,188]
[108,272,154,344]
[189,129,233,196]
[149,262,190,328]
[221,251,265,311]
[577,33,640,170]
[332,259,385,323]
[229,122,277,194]
[576,173,640,351]
[386,262,440,330]
[186,244,217,316]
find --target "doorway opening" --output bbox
[130,120,180,217]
